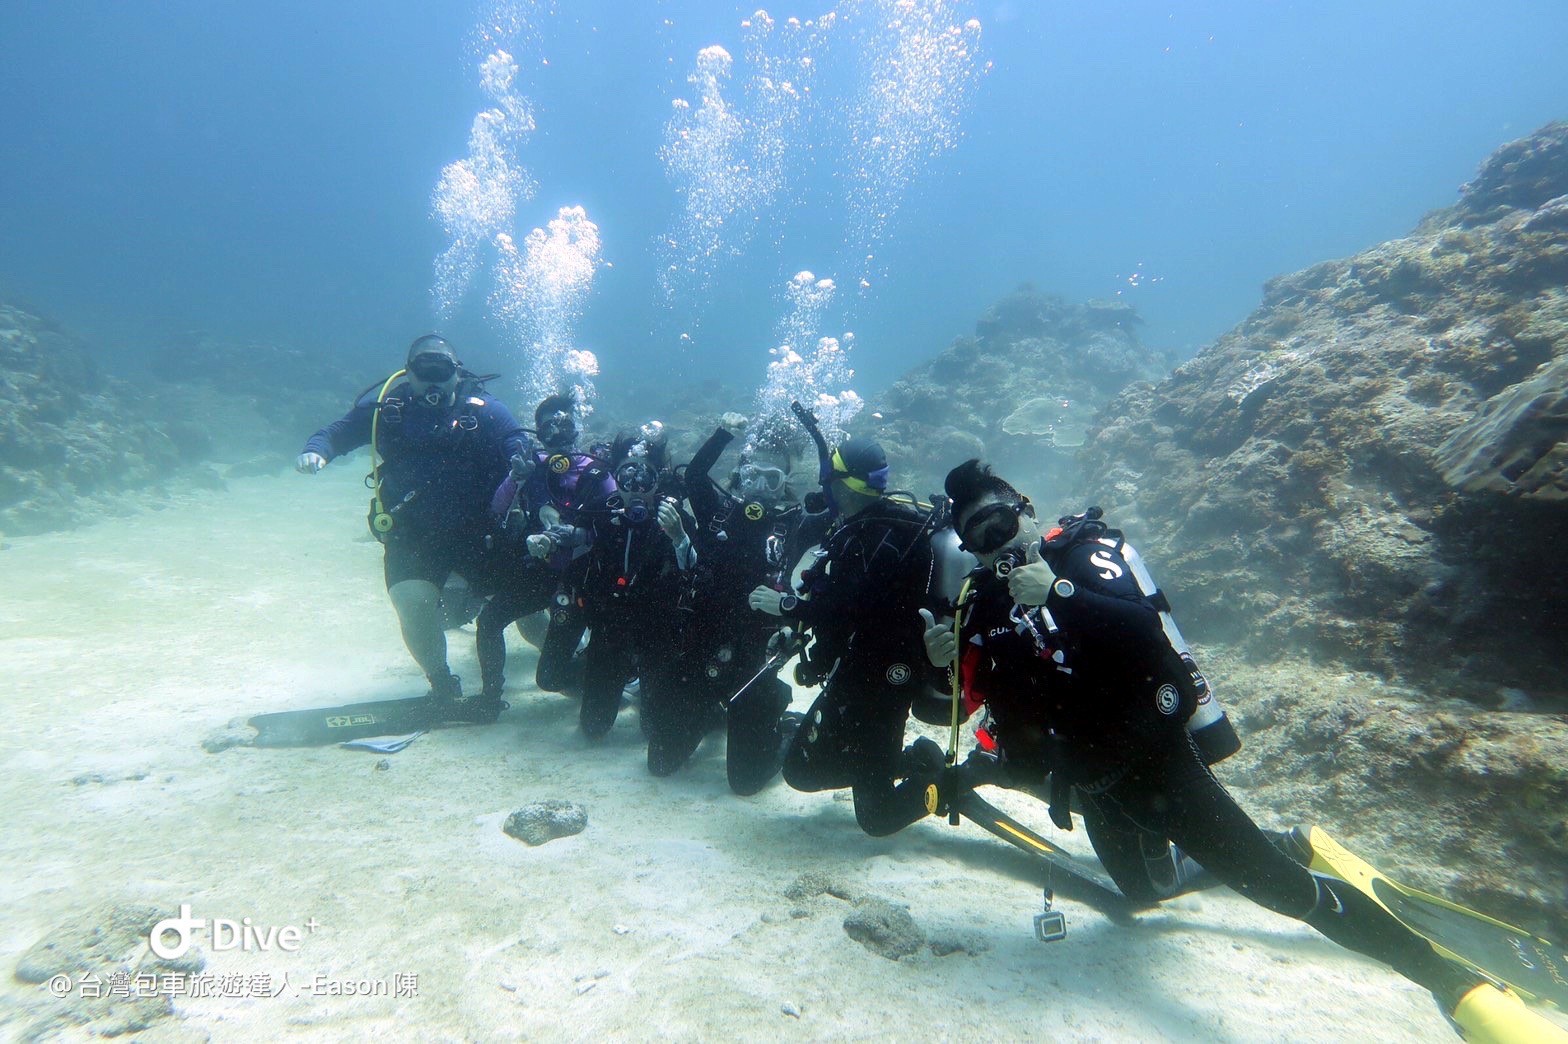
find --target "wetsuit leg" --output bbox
[1097,737,1480,1006]
[535,606,587,694]
[726,674,791,796]
[578,630,634,740]
[475,563,555,698]
[1077,793,1192,904]
[782,674,929,836]
[382,537,456,684]
[640,651,713,777]
[476,590,530,698]
[783,686,859,793]
[847,711,933,838]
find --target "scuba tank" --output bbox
[1046,507,1241,766]
[929,514,978,615]
[1110,536,1240,765]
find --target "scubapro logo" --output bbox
[1089,550,1125,581]
[885,663,912,685]
[1155,684,1181,716]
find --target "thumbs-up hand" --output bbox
[918,607,957,668]
[1007,541,1054,605]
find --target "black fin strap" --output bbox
[1049,774,1074,831]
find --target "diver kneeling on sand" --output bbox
[923,458,1557,1042]
[297,334,528,721]
[778,424,957,835]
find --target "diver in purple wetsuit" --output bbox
[478,394,615,702]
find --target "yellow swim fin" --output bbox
[1451,982,1568,1043]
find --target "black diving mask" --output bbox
[958,499,1033,555]
[409,354,458,384]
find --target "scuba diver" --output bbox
[477,393,613,702]
[296,334,527,720]
[927,458,1520,1037]
[670,411,833,794]
[562,423,699,750]
[777,407,962,836]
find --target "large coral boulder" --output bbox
[1080,121,1568,700]
[866,290,1172,499]
[1075,123,1568,939]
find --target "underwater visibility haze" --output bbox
[1,1,1567,1040]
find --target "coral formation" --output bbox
[864,290,1172,499]
[1078,121,1568,700]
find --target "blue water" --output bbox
[1,0,1565,396]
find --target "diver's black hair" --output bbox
[534,393,577,427]
[944,459,1023,521]
[610,428,669,471]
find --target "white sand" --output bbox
[1,467,1555,1041]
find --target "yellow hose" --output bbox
[368,369,406,528]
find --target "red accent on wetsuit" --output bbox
[959,643,987,717]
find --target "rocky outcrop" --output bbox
[1062,124,1568,941]
[1078,121,1568,702]
[0,306,373,535]
[864,290,1173,499]
[0,304,183,535]
[1212,654,1568,942]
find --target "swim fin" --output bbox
[1451,982,1568,1044]
[955,791,1126,905]
[249,693,503,747]
[250,697,437,746]
[1298,826,1568,1014]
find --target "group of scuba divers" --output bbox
[296,334,1557,1041]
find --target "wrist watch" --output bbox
[778,594,799,613]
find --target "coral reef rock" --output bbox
[1078,120,1568,699]
[503,799,588,846]
[0,304,183,535]
[12,901,202,1039]
[842,896,925,961]
[866,289,1173,500]
[1070,122,1568,940]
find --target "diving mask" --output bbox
[958,499,1033,555]
[733,463,787,500]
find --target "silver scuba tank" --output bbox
[1100,536,1241,765]
[930,526,978,616]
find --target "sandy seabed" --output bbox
[2,467,1557,1042]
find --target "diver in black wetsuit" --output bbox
[297,334,527,719]
[476,394,611,702]
[569,424,699,750]
[779,430,954,836]
[931,458,1490,1025]
[674,412,832,794]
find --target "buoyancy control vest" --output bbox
[1040,507,1241,765]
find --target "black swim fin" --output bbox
[1298,826,1568,1014]
[955,791,1126,905]
[249,693,503,747]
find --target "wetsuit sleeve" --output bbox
[302,395,376,460]
[684,427,732,521]
[1046,581,1162,645]
[688,426,733,482]
[482,398,532,462]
